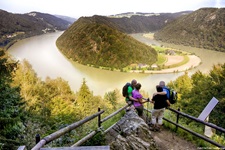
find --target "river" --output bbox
[8,32,225,97]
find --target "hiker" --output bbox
[150,85,170,131]
[154,81,169,98]
[124,79,138,110]
[132,83,149,119]
[153,80,177,105]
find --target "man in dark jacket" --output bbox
[151,85,170,131]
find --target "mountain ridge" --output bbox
[154,8,225,52]
[105,11,192,33]
[0,9,71,48]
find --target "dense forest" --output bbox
[0,49,125,149]
[154,8,225,52]
[56,15,157,69]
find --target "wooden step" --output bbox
[40,146,110,150]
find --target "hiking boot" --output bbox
[149,126,155,131]
[149,125,158,132]
[155,127,161,132]
[126,107,131,112]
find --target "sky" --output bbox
[0,0,224,18]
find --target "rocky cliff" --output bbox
[105,109,157,150]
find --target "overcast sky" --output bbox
[0,0,224,18]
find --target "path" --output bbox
[151,126,198,150]
[164,55,184,66]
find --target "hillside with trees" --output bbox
[56,15,157,69]
[108,11,192,33]
[154,8,225,52]
[165,64,225,146]
[0,48,125,149]
[0,9,71,48]
[0,49,25,149]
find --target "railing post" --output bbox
[176,108,180,132]
[98,108,101,128]
[35,134,40,144]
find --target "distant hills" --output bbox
[0,9,72,48]
[154,8,225,52]
[56,15,157,69]
[105,11,192,33]
[54,15,77,23]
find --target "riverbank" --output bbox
[130,55,201,74]
[128,33,201,73]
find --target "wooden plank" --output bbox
[71,131,98,147]
[101,104,128,123]
[40,146,110,150]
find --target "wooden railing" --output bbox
[27,104,129,150]
[18,104,225,149]
[144,107,225,149]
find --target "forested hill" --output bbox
[154,8,225,52]
[0,9,71,48]
[108,11,192,33]
[56,15,157,69]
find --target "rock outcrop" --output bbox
[105,109,157,150]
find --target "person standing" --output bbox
[132,83,149,119]
[125,79,138,110]
[153,81,169,98]
[151,85,170,131]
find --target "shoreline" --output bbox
[129,55,201,74]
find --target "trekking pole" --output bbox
[146,100,149,124]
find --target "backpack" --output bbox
[122,82,131,97]
[165,87,177,104]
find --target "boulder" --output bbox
[105,109,157,150]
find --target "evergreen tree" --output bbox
[75,79,94,119]
[75,79,105,119]
[0,49,25,149]
[45,77,77,124]
[104,90,119,109]
[12,59,45,115]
